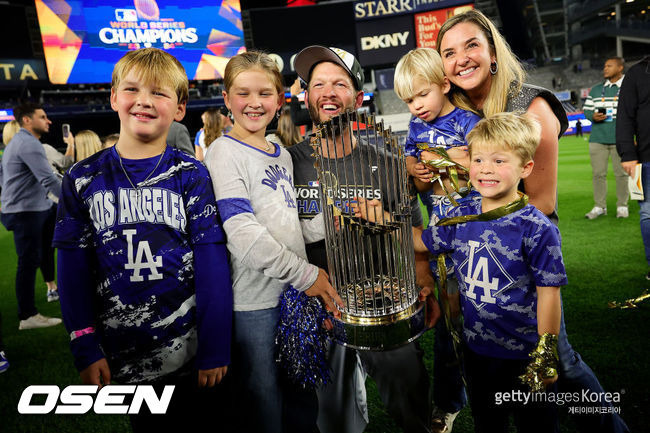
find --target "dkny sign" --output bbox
[361,31,410,51]
[355,15,415,67]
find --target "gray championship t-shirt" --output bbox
[289,138,423,270]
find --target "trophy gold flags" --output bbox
[311,110,426,350]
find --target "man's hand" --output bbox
[351,197,388,224]
[80,358,111,388]
[418,286,441,328]
[305,268,343,319]
[592,112,607,122]
[621,160,638,177]
[198,366,228,387]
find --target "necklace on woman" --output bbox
[116,147,165,198]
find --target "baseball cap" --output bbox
[294,46,365,91]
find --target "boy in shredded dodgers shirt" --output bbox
[394,47,482,432]
[54,48,232,431]
[356,112,567,432]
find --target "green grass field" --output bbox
[0,135,648,432]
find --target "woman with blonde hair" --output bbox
[2,120,20,145]
[437,9,565,219]
[273,109,302,147]
[195,108,222,161]
[74,129,102,161]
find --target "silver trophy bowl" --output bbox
[311,110,426,350]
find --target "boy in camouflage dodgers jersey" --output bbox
[356,113,570,432]
[54,48,232,429]
[394,47,482,432]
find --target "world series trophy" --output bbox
[311,110,426,350]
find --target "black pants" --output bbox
[464,347,559,433]
[1,205,57,320]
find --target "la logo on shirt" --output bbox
[457,240,515,310]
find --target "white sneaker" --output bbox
[431,407,459,433]
[19,313,62,330]
[616,207,629,218]
[585,206,607,219]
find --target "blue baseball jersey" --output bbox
[53,146,225,383]
[421,196,568,359]
[404,107,481,158]
[426,190,481,279]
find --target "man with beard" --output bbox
[0,103,62,330]
[288,46,438,433]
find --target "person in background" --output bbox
[583,57,628,220]
[2,120,20,146]
[6,119,75,175]
[289,77,312,128]
[194,108,222,161]
[219,106,234,134]
[0,102,62,329]
[101,133,119,150]
[74,130,103,162]
[42,132,75,174]
[575,118,583,138]
[266,108,302,148]
[166,120,195,156]
[3,119,70,302]
[277,108,303,147]
[194,112,206,160]
[0,120,14,365]
[617,55,650,279]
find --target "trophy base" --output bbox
[331,301,427,351]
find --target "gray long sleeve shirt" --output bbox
[1,128,62,213]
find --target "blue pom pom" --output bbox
[276,287,330,388]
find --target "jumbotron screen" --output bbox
[35,0,245,84]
